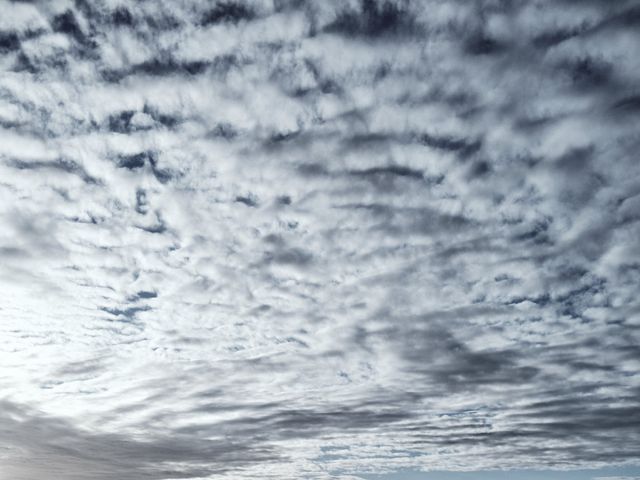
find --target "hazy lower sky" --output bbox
[1,0,639,479]
[362,467,640,480]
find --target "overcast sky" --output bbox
[1,0,639,479]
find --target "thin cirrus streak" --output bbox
[0,0,639,479]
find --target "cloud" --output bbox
[0,398,278,480]
[1,0,639,478]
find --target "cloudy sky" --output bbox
[1,0,640,479]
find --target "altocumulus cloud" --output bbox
[1,0,640,478]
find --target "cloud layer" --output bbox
[1,0,640,478]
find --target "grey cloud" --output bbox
[324,0,423,38]
[0,399,277,480]
[6,158,101,184]
[201,2,256,26]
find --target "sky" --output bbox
[0,0,639,479]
